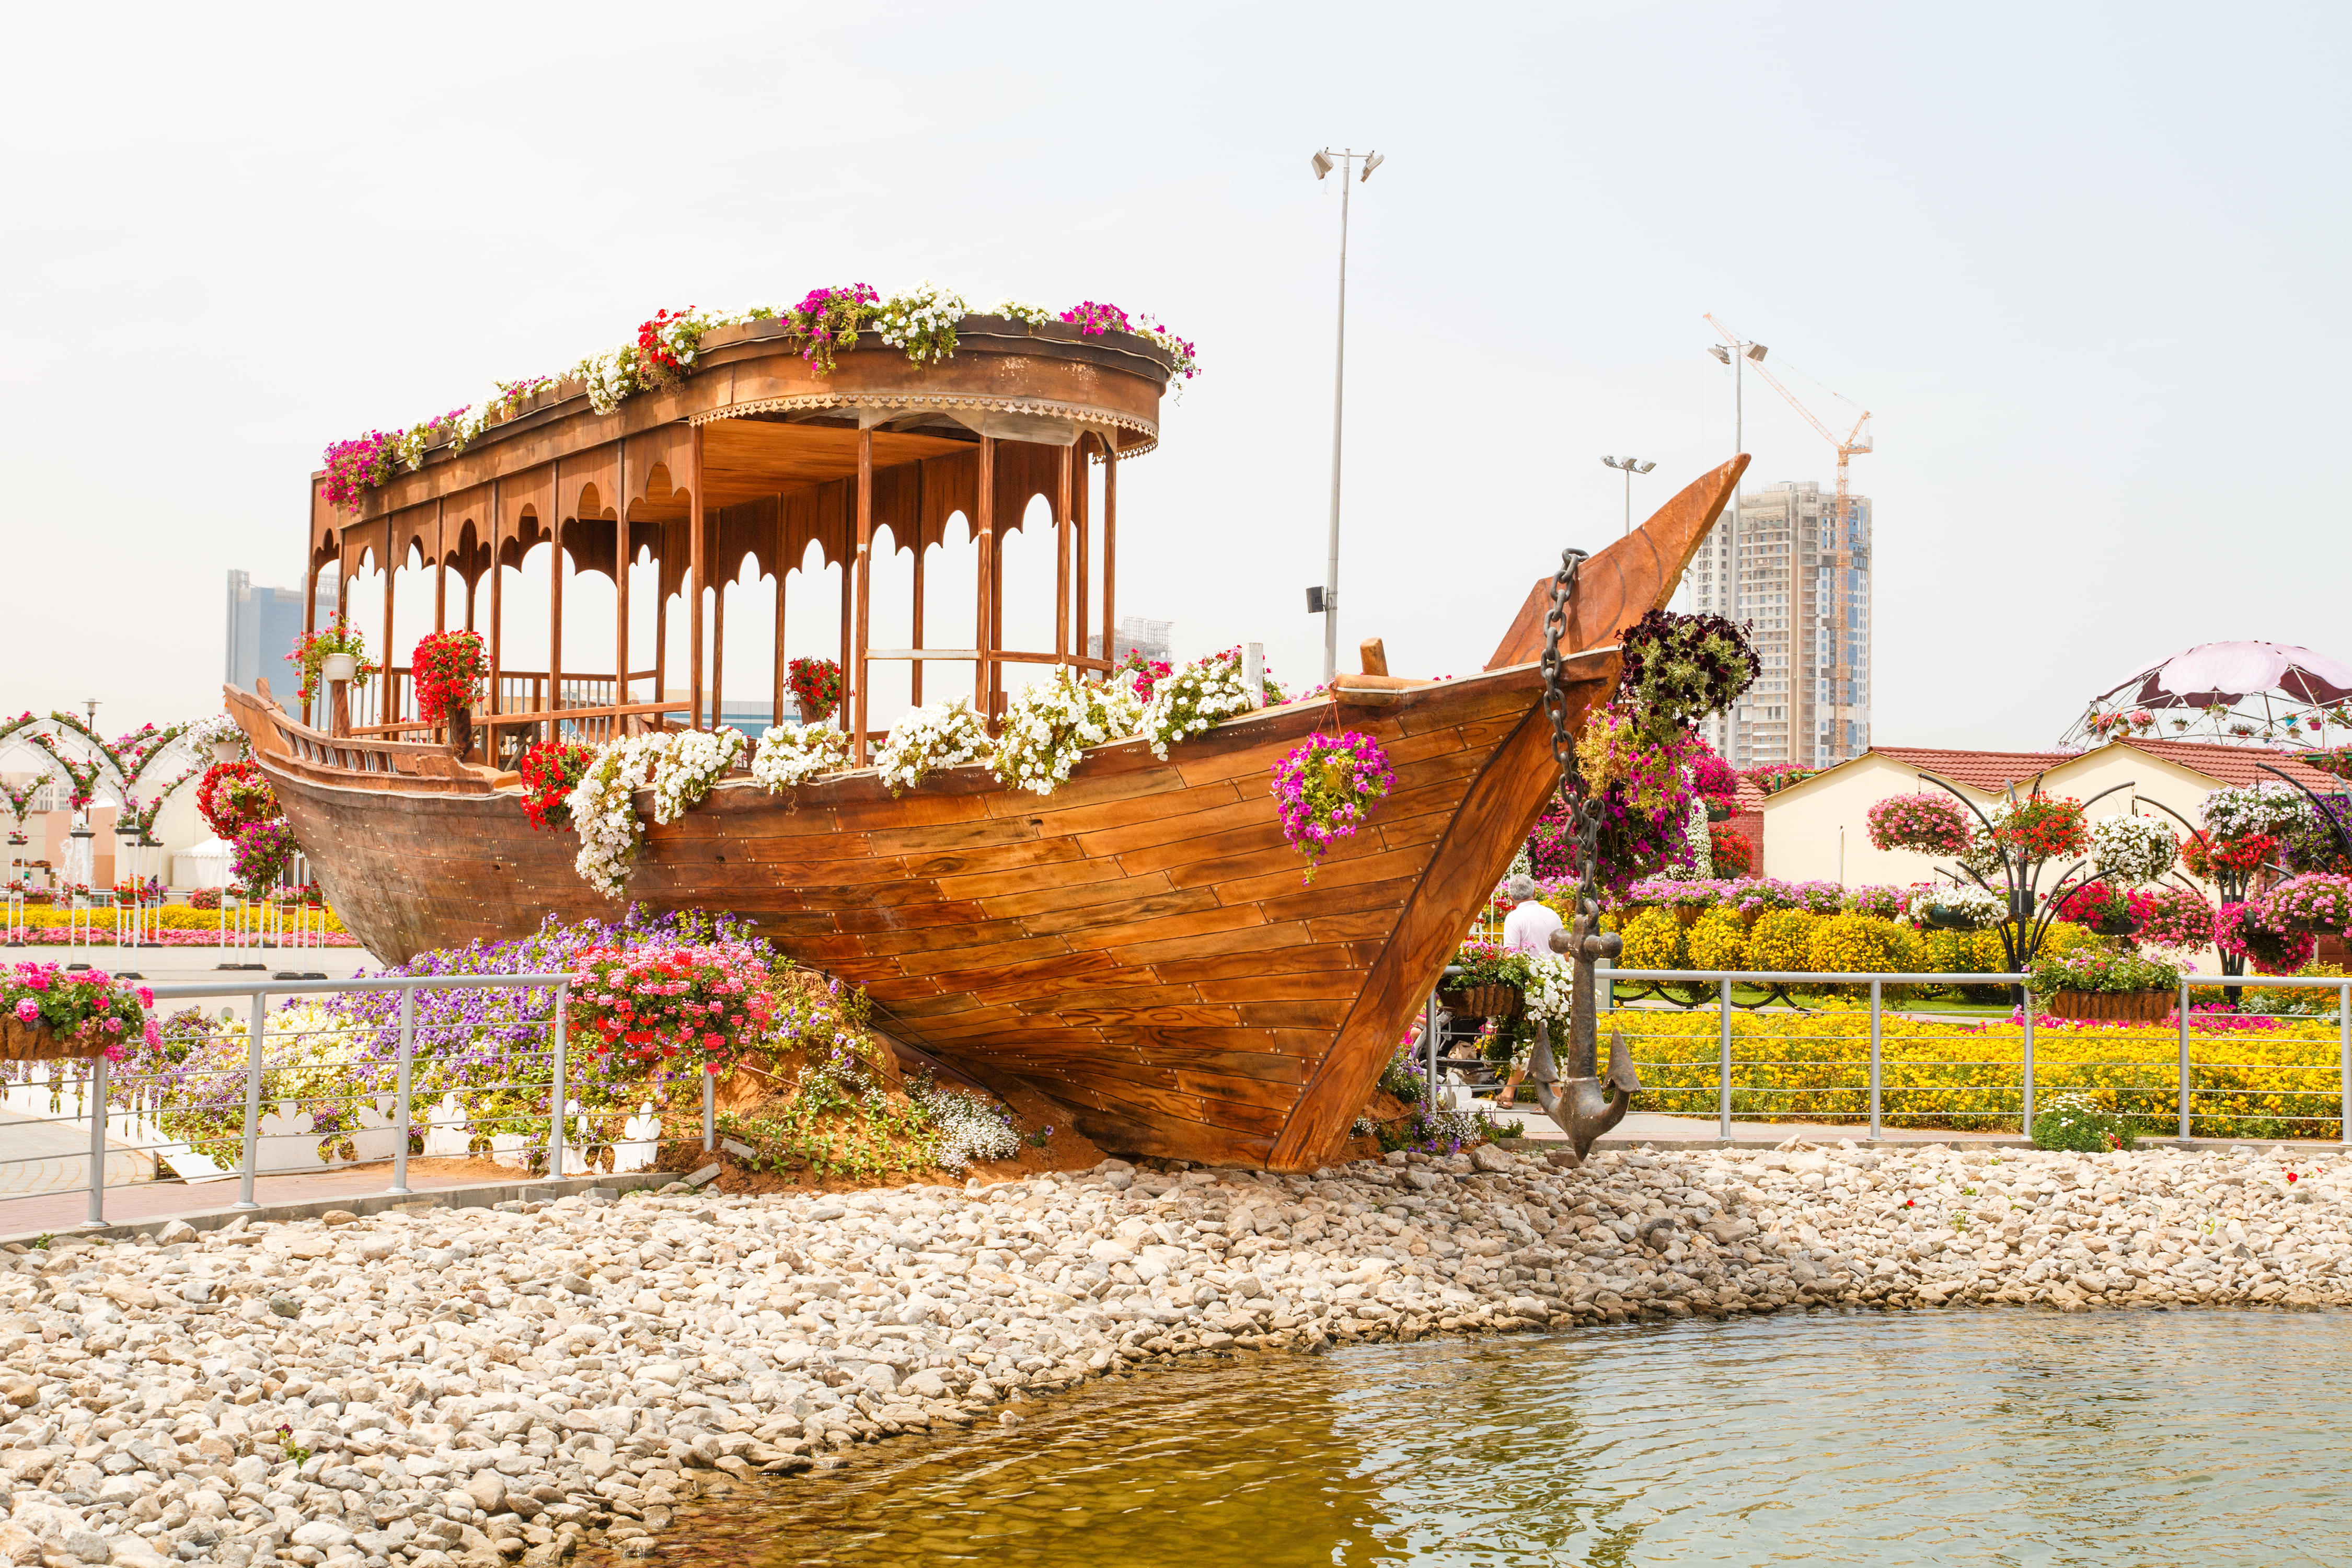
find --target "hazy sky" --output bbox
[3,2,2344,750]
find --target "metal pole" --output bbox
[388,986,414,1195]
[1869,976,1883,1142]
[84,1053,106,1228]
[1423,989,1438,1110]
[549,984,568,1179]
[1322,159,1350,687]
[2021,985,2035,1142]
[701,1070,716,1153]
[237,990,267,1209]
[2177,978,2192,1143]
[2338,980,2350,1151]
[1717,976,1732,1140]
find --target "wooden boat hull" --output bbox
[238,459,1743,1170]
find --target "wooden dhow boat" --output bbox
[231,307,1742,1169]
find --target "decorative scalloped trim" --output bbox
[689,393,1158,461]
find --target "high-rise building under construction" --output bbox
[1677,479,1872,769]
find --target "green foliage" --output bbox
[2032,1090,2139,1152]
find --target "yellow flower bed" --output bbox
[14,903,349,935]
[1604,1006,2347,1141]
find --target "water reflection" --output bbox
[641,1311,2352,1567]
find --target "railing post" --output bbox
[2021,984,2035,1143]
[237,990,267,1209]
[1717,976,1732,1142]
[1868,976,1883,1142]
[2177,978,2193,1144]
[702,1070,716,1153]
[84,1054,107,1229]
[388,986,415,1195]
[1423,989,1438,1110]
[549,983,568,1180]
[2338,980,2350,1152]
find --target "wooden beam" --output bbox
[549,519,564,739]
[1359,638,1388,677]
[910,524,927,708]
[381,515,396,726]
[771,529,787,730]
[1074,438,1090,665]
[433,499,447,633]
[852,426,874,763]
[711,581,727,731]
[486,481,502,723]
[1054,443,1072,665]
[1102,447,1116,672]
[689,424,707,730]
[974,437,996,717]
[616,438,631,710]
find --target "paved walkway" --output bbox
[0,1155,549,1239]
[1490,1103,2026,1148]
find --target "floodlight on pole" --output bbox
[1600,456,1657,536]
[1308,146,1383,685]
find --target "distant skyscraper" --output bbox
[226,568,338,696]
[1677,480,1871,769]
[1089,616,1174,663]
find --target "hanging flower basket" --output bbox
[1269,730,1395,883]
[1439,983,1523,1020]
[0,1017,109,1061]
[2046,990,2171,1023]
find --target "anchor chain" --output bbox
[1537,548,1605,906]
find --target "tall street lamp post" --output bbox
[1308,146,1382,685]
[1599,456,1655,535]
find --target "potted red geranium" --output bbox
[411,630,488,756]
[787,658,844,724]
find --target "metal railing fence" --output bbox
[1,973,721,1235]
[1576,968,2352,1148]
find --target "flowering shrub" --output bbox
[2032,1091,2138,1152]
[409,630,486,725]
[567,730,747,897]
[874,698,993,795]
[2030,948,2181,997]
[789,283,881,372]
[1689,908,1748,970]
[1613,610,1759,740]
[2255,874,2352,937]
[1842,884,1909,920]
[991,671,1142,797]
[1269,731,1396,882]
[286,613,378,708]
[2089,812,2178,884]
[1809,914,1918,976]
[751,723,850,791]
[1618,907,1686,970]
[1866,792,1973,856]
[1,962,155,1059]
[1707,824,1755,877]
[571,942,778,1076]
[516,741,596,832]
[1625,878,1722,910]
[871,281,967,365]
[195,761,278,840]
[1139,648,1270,760]
[787,656,843,723]
[230,820,298,893]
[1690,747,1738,811]
[1748,909,1821,973]
[2129,883,2216,952]
[2215,902,2315,974]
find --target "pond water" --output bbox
[647,1311,2351,1566]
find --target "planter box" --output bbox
[0,1018,107,1061]
[2047,988,2171,1023]
[1439,984,1523,1020]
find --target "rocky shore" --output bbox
[3,1138,2345,1568]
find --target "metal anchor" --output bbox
[1526,895,1639,1162]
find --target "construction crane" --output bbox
[1704,314,1873,534]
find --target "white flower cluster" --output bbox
[913,1078,1021,1171]
[2090,811,2179,885]
[1139,650,1256,760]
[1906,882,2007,930]
[1684,792,1713,877]
[574,348,642,417]
[2202,780,2311,840]
[990,669,1143,796]
[875,697,994,795]
[1523,954,1576,1024]
[751,723,851,791]
[872,282,969,365]
[188,713,242,749]
[564,728,746,898]
[988,299,1054,326]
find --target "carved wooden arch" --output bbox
[497,506,552,572]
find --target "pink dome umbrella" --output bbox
[2091,642,2352,710]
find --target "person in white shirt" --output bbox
[1494,874,1562,1108]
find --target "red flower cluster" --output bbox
[1992,794,2088,862]
[637,307,696,374]
[2182,832,2276,880]
[788,657,844,723]
[409,630,487,725]
[571,942,777,1075]
[196,762,278,841]
[516,742,596,833]
[1707,822,1756,877]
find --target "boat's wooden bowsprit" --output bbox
[264,298,1744,1168]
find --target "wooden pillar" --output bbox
[1074,439,1090,666]
[549,520,564,736]
[771,520,788,729]
[1054,444,1072,666]
[380,517,396,724]
[836,558,850,726]
[433,500,447,632]
[910,530,927,708]
[711,582,727,732]
[974,438,996,718]
[851,428,874,762]
[1102,447,1117,669]
[654,589,668,719]
[615,439,631,711]
[487,483,503,727]
[688,425,706,730]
